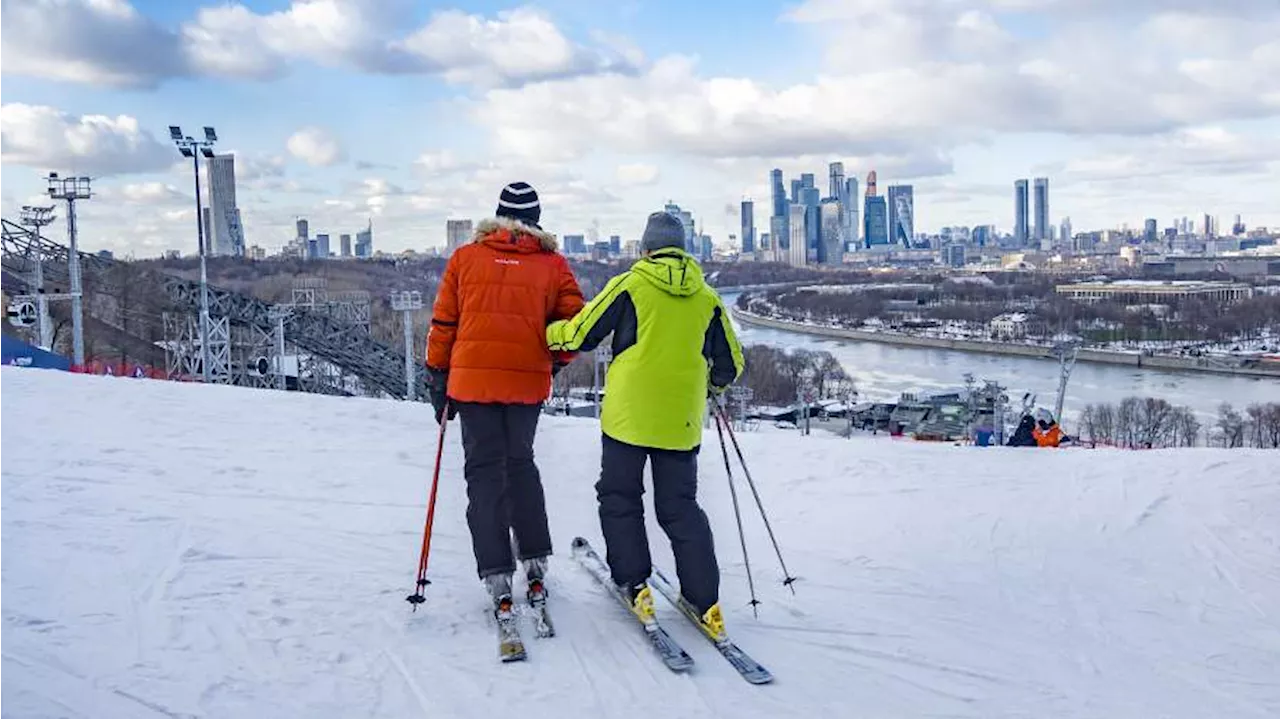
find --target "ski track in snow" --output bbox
[3,367,1280,718]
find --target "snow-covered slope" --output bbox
[3,367,1278,718]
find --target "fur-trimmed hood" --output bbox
[473,216,558,252]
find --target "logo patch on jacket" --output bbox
[495,258,520,265]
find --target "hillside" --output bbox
[2,368,1278,718]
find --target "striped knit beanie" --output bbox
[496,182,541,227]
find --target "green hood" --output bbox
[631,249,705,297]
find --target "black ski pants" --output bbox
[597,433,719,615]
[456,402,551,579]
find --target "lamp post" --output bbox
[170,124,217,383]
[390,291,424,400]
[19,205,56,350]
[46,174,91,366]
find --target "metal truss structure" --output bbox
[2,218,428,401]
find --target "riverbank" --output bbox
[731,308,1280,379]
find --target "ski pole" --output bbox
[713,404,761,617]
[407,402,450,610]
[713,401,799,593]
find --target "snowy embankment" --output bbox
[3,367,1279,718]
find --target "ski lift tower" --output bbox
[1051,339,1081,423]
[18,205,56,350]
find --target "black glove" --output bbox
[427,368,457,423]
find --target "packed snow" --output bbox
[3,367,1279,718]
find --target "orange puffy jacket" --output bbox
[426,217,585,405]
[1033,423,1064,447]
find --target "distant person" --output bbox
[425,182,584,622]
[546,211,744,639]
[1007,413,1038,447]
[1033,409,1065,447]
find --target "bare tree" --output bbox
[1216,403,1245,448]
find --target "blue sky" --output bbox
[2,0,1278,256]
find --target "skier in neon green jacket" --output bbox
[547,211,744,637]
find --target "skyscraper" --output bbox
[1014,179,1030,247]
[354,220,373,257]
[340,234,352,257]
[863,171,888,247]
[1060,217,1072,250]
[828,162,845,201]
[802,186,821,260]
[800,173,815,190]
[446,219,473,256]
[820,198,842,266]
[788,204,807,267]
[1033,177,1049,244]
[770,169,786,219]
[296,218,309,241]
[740,199,755,254]
[316,233,330,258]
[790,179,803,204]
[844,177,860,248]
[1144,218,1158,244]
[207,153,245,257]
[609,235,621,255]
[770,215,788,259]
[887,185,915,247]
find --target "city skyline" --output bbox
[1,0,1278,257]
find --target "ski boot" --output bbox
[523,557,555,638]
[484,574,525,662]
[620,581,657,626]
[694,602,727,643]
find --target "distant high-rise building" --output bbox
[563,234,587,254]
[1033,178,1049,244]
[844,177,860,247]
[1203,213,1214,238]
[788,204,807,267]
[864,172,888,247]
[700,234,713,261]
[802,186,821,258]
[770,169,787,219]
[1144,218,1158,244]
[1014,179,1030,247]
[790,179,803,204]
[446,219,473,256]
[354,220,373,258]
[973,225,993,248]
[609,235,621,255]
[770,215,788,259]
[828,162,845,201]
[820,199,842,266]
[207,153,245,257]
[296,218,309,241]
[340,233,352,257]
[800,173,815,190]
[1060,217,1072,249]
[943,244,966,268]
[887,185,915,247]
[307,238,319,260]
[316,233,330,258]
[740,200,755,254]
[1233,214,1246,235]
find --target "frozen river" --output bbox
[722,294,1280,423]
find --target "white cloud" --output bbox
[615,163,660,186]
[0,103,174,175]
[286,127,345,167]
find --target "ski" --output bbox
[649,567,774,685]
[495,602,527,663]
[570,537,694,672]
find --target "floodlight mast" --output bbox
[171,124,219,382]
[45,174,91,366]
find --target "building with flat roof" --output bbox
[1056,280,1253,304]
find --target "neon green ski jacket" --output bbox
[546,249,744,451]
